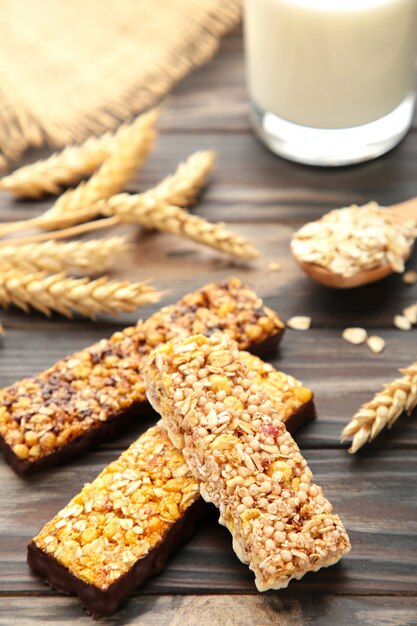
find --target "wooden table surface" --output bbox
[0,28,416,626]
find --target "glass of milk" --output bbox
[244,0,417,166]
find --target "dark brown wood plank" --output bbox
[1,450,416,596]
[1,595,416,626]
[159,30,250,134]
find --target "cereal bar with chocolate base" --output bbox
[28,360,314,616]
[146,333,351,591]
[0,278,284,476]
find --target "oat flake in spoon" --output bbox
[291,202,416,281]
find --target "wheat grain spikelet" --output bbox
[39,109,158,224]
[0,237,129,273]
[100,195,258,259]
[341,361,417,453]
[142,150,215,208]
[0,269,160,319]
[0,115,152,199]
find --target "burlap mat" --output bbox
[0,0,241,162]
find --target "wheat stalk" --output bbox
[0,217,120,248]
[0,115,154,199]
[98,195,258,259]
[341,361,417,453]
[0,237,129,273]
[0,269,160,319]
[0,199,257,261]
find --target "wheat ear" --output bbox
[0,109,158,238]
[99,195,259,259]
[39,148,214,228]
[0,237,129,273]
[142,150,216,207]
[0,270,160,319]
[0,145,212,239]
[0,109,159,236]
[341,361,417,453]
[41,108,158,222]
[0,115,152,199]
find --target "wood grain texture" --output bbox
[1,595,417,626]
[0,26,416,625]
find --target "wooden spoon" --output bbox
[292,196,417,289]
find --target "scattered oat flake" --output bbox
[366,335,385,354]
[287,316,311,331]
[342,327,367,345]
[393,314,412,331]
[402,270,417,285]
[403,303,417,325]
[268,261,281,272]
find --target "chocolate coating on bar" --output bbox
[28,498,205,617]
[29,423,202,610]
[0,402,155,477]
[0,278,284,475]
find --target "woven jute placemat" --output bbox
[0,0,241,163]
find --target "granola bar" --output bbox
[28,423,202,615]
[0,278,284,475]
[146,333,351,591]
[28,360,314,616]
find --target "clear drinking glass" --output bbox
[244,0,417,166]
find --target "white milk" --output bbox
[244,0,417,129]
